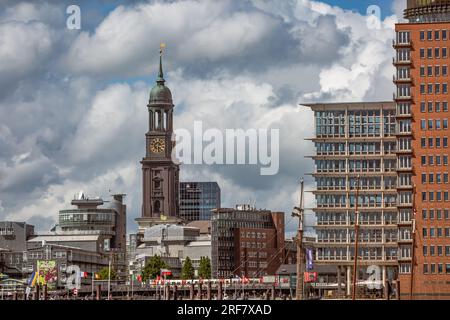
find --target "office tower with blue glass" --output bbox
[180,182,221,222]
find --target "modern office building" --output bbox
[395,0,450,299]
[304,101,399,298]
[27,193,128,280]
[211,205,285,278]
[180,182,221,222]
[58,192,127,252]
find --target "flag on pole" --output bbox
[28,271,37,287]
[306,248,314,271]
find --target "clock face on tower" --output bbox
[150,138,165,153]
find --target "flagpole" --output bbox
[107,258,111,300]
[91,272,94,299]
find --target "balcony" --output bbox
[396,111,412,118]
[317,255,348,261]
[317,203,347,208]
[393,57,411,66]
[316,168,346,173]
[395,129,412,136]
[317,186,347,191]
[398,255,412,261]
[393,75,412,84]
[392,39,412,48]
[317,237,347,243]
[393,92,413,101]
[395,148,412,154]
[398,219,412,226]
[317,220,347,226]
[397,183,413,190]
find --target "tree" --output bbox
[181,257,195,280]
[198,256,211,279]
[97,266,117,280]
[141,255,169,282]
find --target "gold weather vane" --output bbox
[160,43,166,56]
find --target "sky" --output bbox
[0,0,405,237]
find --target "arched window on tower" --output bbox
[155,111,159,130]
[154,200,161,213]
[163,111,167,130]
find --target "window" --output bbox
[443,30,448,40]
[430,192,435,201]
[429,173,434,183]
[420,48,425,58]
[423,246,428,256]
[427,48,433,58]
[431,264,436,274]
[444,137,448,148]
[428,119,434,129]
[444,83,448,94]
[422,173,427,183]
[420,31,425,41]
[429,155,434,165]
[430,209,435,220]
[430,227,436,237]
[423,228,428,237]
[421,137,426,148]
[444,102,448,112]
[444,119,448,129]
[422,192,427,201]
[421,119,426,130]
[430,246,435,256]
[435,65,441,76]
[436,101,441,112]
[436,137,441,148]
[422,209,427,219]
[443,47,448,58]
[424,264,429,274]
[422,155,427,166]
[420,66,425,76]
[428,65,433,76]
[436,155,441,165]
[435,30,440,40]
[444,66,448,76]
[421,102,426,112]
[438,228,443,237]
[438,263,444,274]
[437,119,441,129]
[428,83,433,94]
[429,137,434,147]
[428,101,434,112]
[436,47,441,58]
[428,30,433,40]
[420,83,426,94]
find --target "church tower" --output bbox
[136,45,182,231]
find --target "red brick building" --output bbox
[395,0,450,299]
[211,205,285,278]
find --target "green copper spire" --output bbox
[149,43,173,105]
[157,43,165,83]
